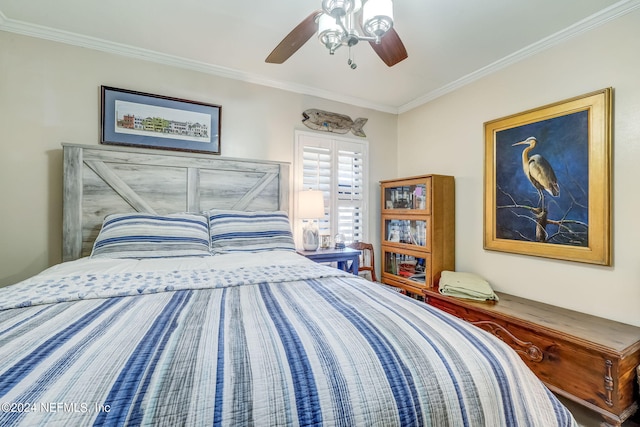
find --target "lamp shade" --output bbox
[298,190,325,219]
[317,13,343,51]
[363,0,394,37]
[363,0,393,21]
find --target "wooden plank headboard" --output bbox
[62,143,290,261]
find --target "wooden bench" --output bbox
[424,289,640,427]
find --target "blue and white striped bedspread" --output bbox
[0,254,576,426]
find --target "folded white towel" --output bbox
[439,271,499,301]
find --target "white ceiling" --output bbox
[1,0,638,113]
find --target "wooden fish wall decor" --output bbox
[302,109,368,137]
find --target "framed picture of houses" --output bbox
[100,86,221,155]
[483,88,612,265]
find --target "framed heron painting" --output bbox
[483,88,612,265]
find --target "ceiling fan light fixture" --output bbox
[322,0,355,18]
[363,0,394,40]
[318,13,344,53]
[266,0,406,68]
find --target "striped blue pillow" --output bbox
[207,210,295,254]
[91,213,211,259]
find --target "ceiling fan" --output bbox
[265,0,407,69]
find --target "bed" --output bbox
[0,144,577,426]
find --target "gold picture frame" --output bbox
[484,88,612,265]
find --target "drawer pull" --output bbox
[472,320,544,363]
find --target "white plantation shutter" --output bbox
[301,142,332,237]
[336,143,365,242]
[295,130,368,247]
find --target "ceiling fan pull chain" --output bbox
[348,46,357,69]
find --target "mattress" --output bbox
[0,252,576,426]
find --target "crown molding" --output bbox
[0,15,398,114]
[398,0,640,113]
[1,0,638,115]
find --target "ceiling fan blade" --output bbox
[266,10,322,64]
[368,28,408,67]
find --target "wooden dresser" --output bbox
[423,288,640,427]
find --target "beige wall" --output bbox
[0,31,398,286]
[398,9,640,328]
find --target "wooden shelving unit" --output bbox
[380,174,455,294]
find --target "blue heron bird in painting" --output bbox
[512,136,560,208]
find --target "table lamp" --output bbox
[299,189,325,251]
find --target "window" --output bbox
[294,130,369,246]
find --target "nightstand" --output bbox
[297,247,360,275]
